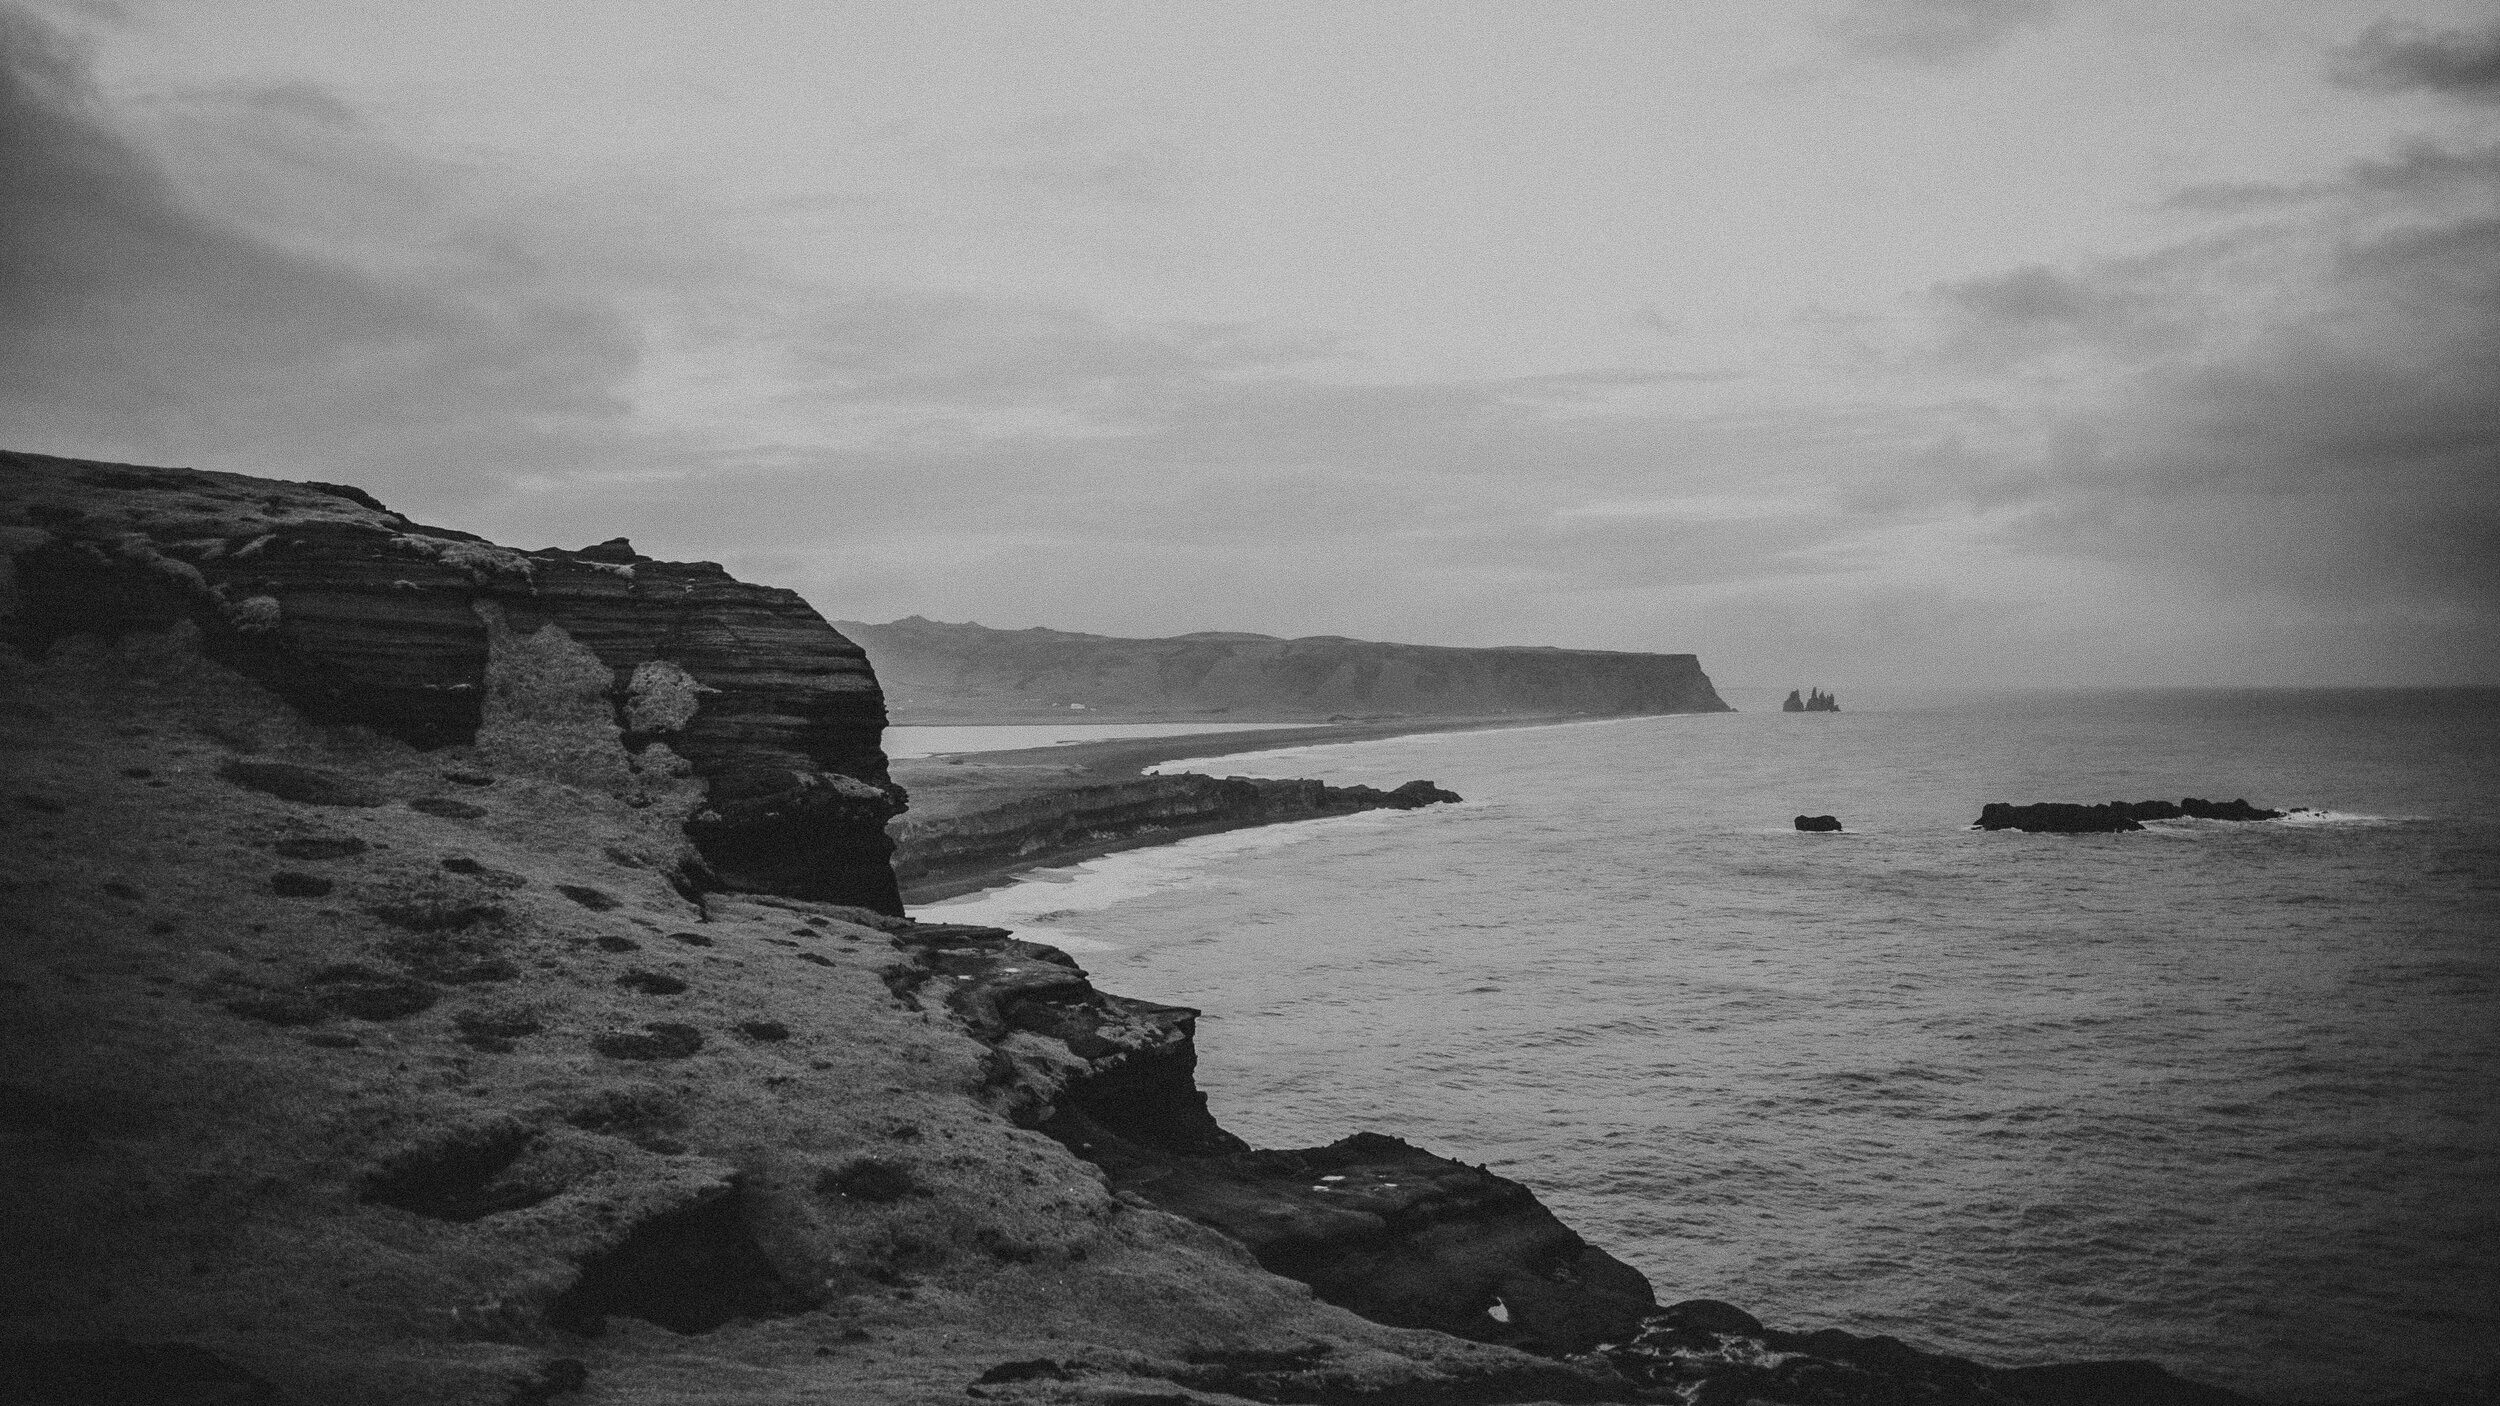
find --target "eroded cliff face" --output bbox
[0,451,904,913]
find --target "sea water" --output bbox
[920,688,2500,1402]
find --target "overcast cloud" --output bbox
[4,0,2495,687]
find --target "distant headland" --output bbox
[837,615,1733,723]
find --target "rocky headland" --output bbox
[838,616,1733,723]
[3,453,2447,1405]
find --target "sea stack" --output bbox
[1783,687,1839,713]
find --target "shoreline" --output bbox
[886,712,1625,906]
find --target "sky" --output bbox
[4,0,2495,688]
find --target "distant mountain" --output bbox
[836,616,1734,723]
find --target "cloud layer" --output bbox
[0,7,641,503]
[2332,17,2500,101]
[4,2,2494,687]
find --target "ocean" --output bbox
[919,688,2500,1403]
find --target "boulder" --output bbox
[1794,814,1844,832]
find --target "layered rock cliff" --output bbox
[839,615,1733,722]
[0,451,904,912]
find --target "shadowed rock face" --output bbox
[0,450,905,912]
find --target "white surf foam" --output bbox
[2271,808,2402,827]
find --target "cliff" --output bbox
[838,615,1732,722]
[0,622,1638,1404]
[0,450,904,912]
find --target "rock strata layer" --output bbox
[1977,798,2287,833]
[890,774,1461,900]
[0,451,905,912]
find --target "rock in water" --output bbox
[2181,797,2284,822]
[1976,798,2289,833]
[1794,814,1844,832]
[0,450,906,912]
[1977,802,2147,833]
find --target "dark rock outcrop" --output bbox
[877,919,1656,1359]
[1793,814,1843,832]
[1977,798,2288,833]
[890,774,1460,900]
[1783,687,1838,713]
[840,615,1733,722]
[0,451,904,912]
